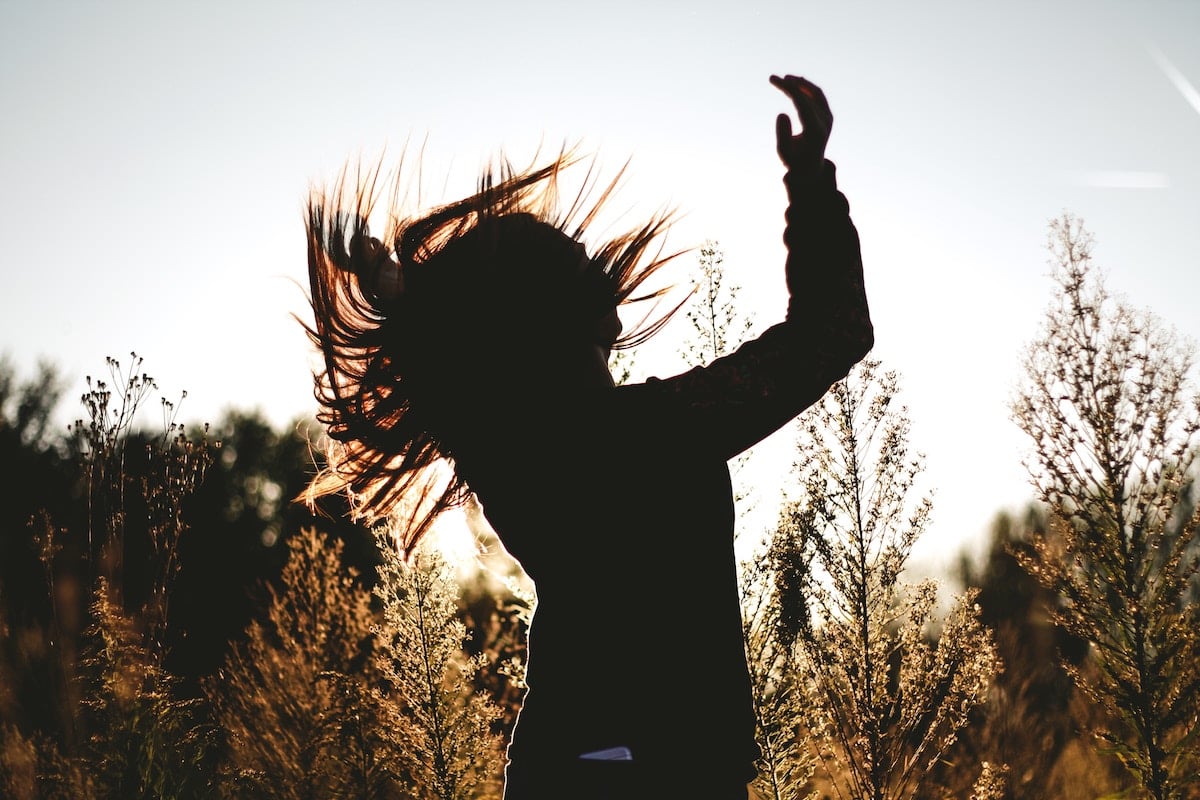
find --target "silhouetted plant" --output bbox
[65,355,217,799]
[0,355,220,799]
[0,718,90,800]
[203,526,378,800]
[1012,213,1200,800]
[680,240,760,508]
[0,356,269,799]
[70,353,213,644]
[778,358,999,800]
[312,670,403,800]
[681,241,755,369]
[740,545,818,800]
[945,513,1099,800]
[78,578,215,800]
[372,528,505,800]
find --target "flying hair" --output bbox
[300,146,690,556]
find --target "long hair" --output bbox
[301,148,686,554]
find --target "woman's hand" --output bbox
[770,74,832,178]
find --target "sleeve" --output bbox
[635,159,874,462]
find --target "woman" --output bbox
[303,74,872,799]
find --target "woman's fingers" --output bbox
[775,112,794,158]
[770,74,832,171]
[773,75,831,135]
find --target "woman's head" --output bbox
[302,150,684,552]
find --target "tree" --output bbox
[0,355,68,452]
[777,358,999,800]
[1012,213,1200,799]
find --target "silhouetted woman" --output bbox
[302,74,872,800]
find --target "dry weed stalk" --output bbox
[778,359,999,800]
[1013,213,1200,800]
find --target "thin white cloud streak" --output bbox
[1071,170,1171,189]
[1147,42,1200,119]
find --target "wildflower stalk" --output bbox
[203,527,377,800]
[740,549,817,800]
[779,358,998,800]
[1012,213,1200,799]
[373,530,504,800]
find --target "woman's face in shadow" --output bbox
[576,246,622,390]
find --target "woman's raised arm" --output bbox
[631,75,874,461]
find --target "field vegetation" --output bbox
[1,216,1197,798]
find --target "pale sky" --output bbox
[2,0,1198,577]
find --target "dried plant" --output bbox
[740,546,818,800]
[0,720,91,800]
[372,529,505,800]
[77,578,214,799]
[0,721,38,800]
[203,526,378,800]
[966,761,1007,800]
[680,240,760,504]
[312,670,403,800]
[680,241,756,369]
[1012,213,1200,799]
[953,509,1118,799]
[0,355,216,799]
[70,352,213,643]
[778,358,999,800]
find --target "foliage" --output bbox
[72,357,217,799]
[202,526,379,799]
[680,239,760,507]
[0,353,218,799]
[311,670,403,800]
[954,509,1111,799]
[607,347,639,387]
[777,358,998,800]
[10,207,1200,800]
[680,241,756,369]
[741,546,818,800]
[71,354,214,643]
[78,578,215,800]
[1012,213,1200,799]
[373,530,506,800]
[169,408,365,684]
[0,354,519,799]
[0,355,68,453]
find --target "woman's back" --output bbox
[466,384,758,795]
